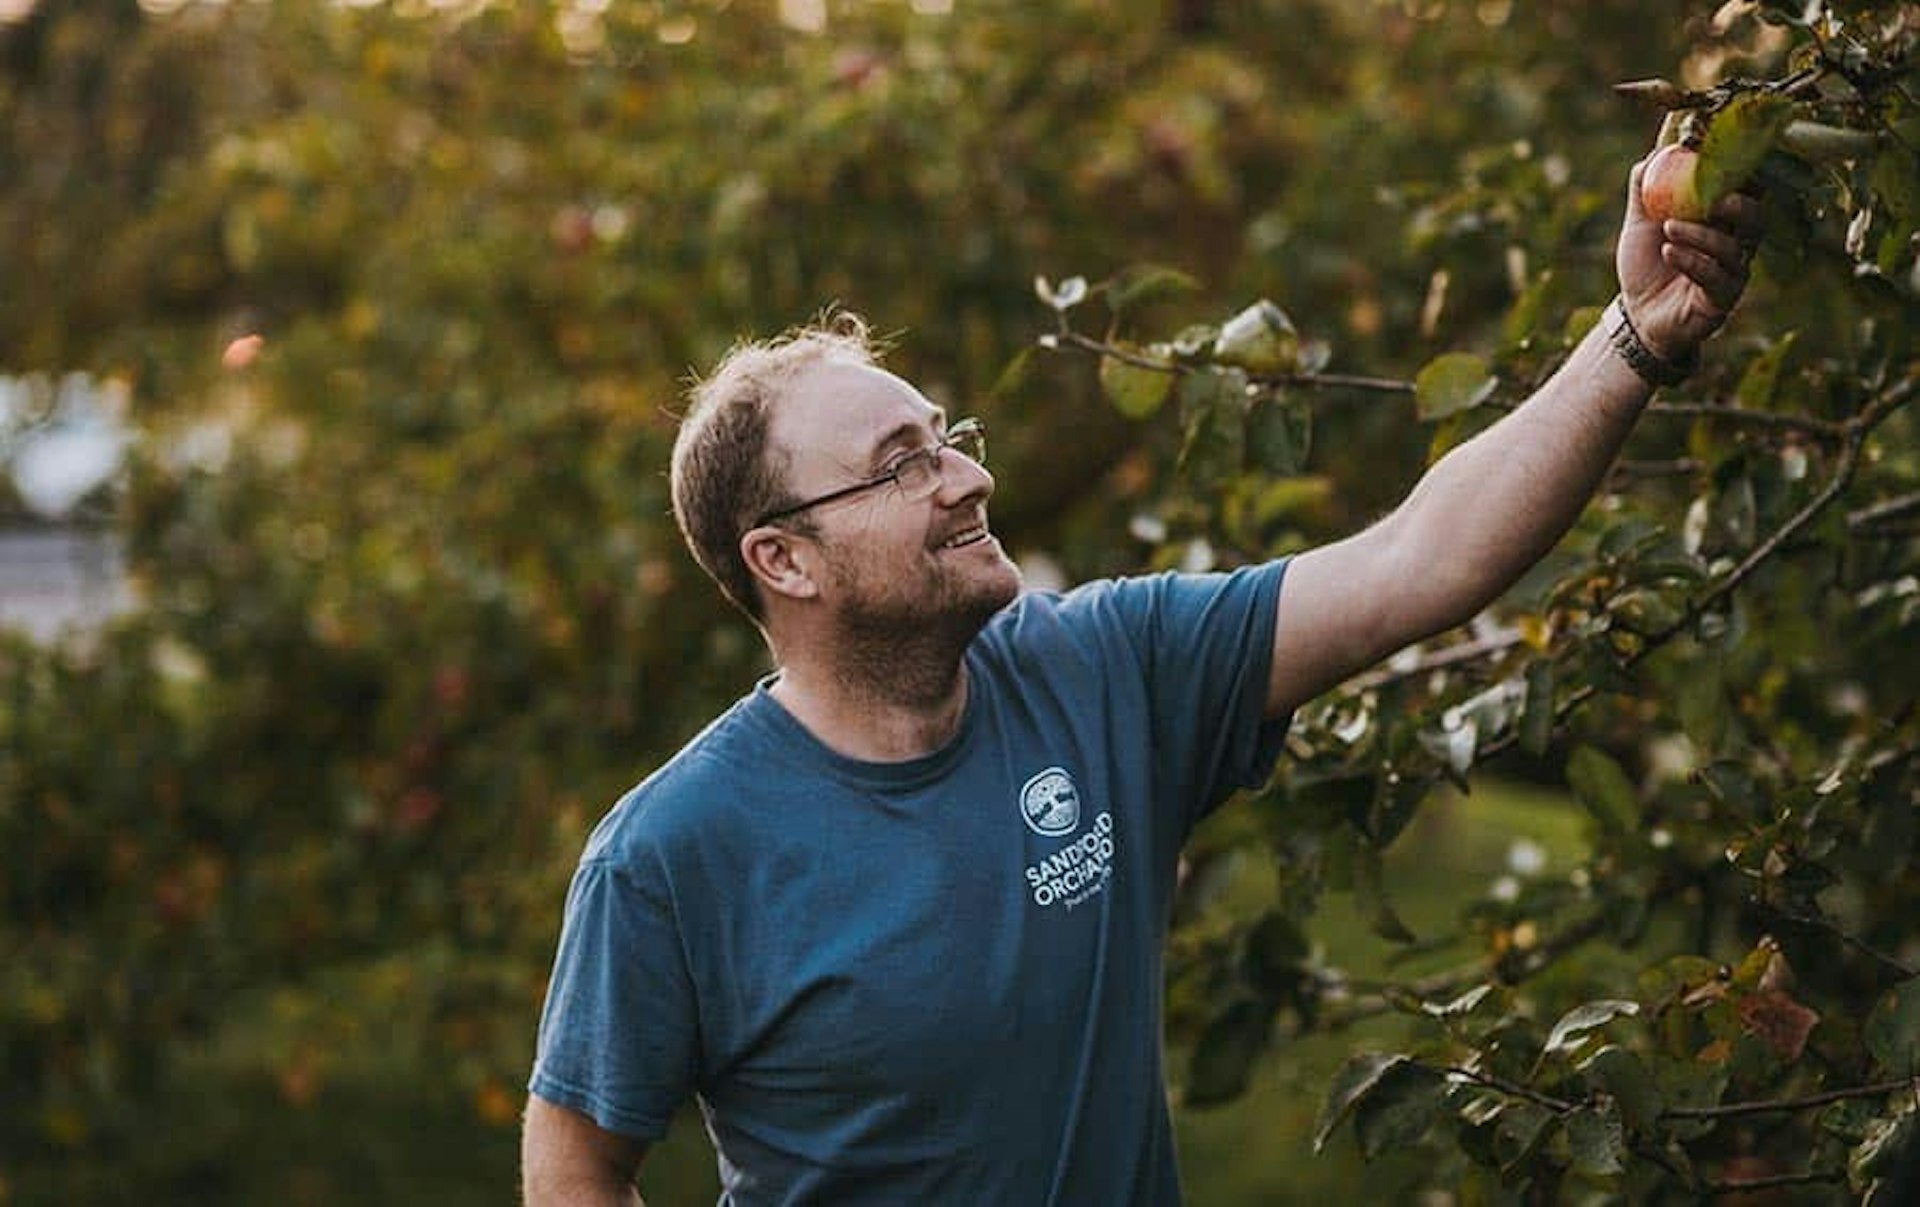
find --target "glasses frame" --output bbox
[754,417,987,528]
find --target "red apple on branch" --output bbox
[1640,143,1708,223]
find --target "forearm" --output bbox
[1382,311,1653,635]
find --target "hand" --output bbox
[1615,147,1765,364]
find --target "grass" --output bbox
[1174,776,1592,1204]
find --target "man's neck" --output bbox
[768,650,971,763]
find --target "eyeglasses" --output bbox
[755,417,987,527]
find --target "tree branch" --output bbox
[1850,489,1920,533]
[1346,625,1527,692]
[1646,399,1849,441]
[1048,328,1418,396]
[1317,912,1615,1031]
[1440,1065,1576,1115]
[1707,1167,1844,1195]
[1754,901,1919,980]
[1664,1077,1920,1121]
[1690,375,1915,618]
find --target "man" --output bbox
[523,151,1759,1204]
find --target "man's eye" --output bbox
[880,447,931,477]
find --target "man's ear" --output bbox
[741,526,820,603]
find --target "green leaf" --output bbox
[1734,332,1800,412]
[1314,1052,1409,1152]
[1870,138,1920,225]
[1184,997,1273,1107]
[1565,1102,1627,1178]
[1212,300,1301,374]
[1099,347,1175,419]
[1242,911,1310,999]
[1579,1045,1666,1133]
[1546,999,1640,1057]
[1414,352,1499,421]
[1609,587,1684,635]
[989,345,1036,400]
[1105,264,1202,318]
[1176,365,1247,426]
[1520,659,1556,757]
[1249,395,1312,475]
[1492,1101,1554,1172]
[1351,1061,1446,1159]
[1865,980,1920,1075]
[1566,746,1641,834]
[1853,1111,1920,1196]
[1179,399,1247,485]
[1354,838,1417,944]
[1423,983,1496,1020]
[1697,92,1795,208]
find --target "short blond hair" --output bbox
[670,310,880,619]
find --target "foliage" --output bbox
[1051,2,1920,1199]
[2,0,1918,1203]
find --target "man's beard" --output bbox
[825,547,1021,706]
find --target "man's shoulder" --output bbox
[579,694,781,866]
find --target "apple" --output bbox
[221,333,265,369]
[1640,143,1709,223]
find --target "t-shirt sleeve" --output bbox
[1115,559,1291,827]
[527,853,698,1141]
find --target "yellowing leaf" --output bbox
[1697,92,1794,208]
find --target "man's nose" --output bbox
[937,447,994,502]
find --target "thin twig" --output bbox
[1347,627,1528,692]
[1692,377,1915,618]
[1849,489,1920,532]
[1707,1168,1845,1195]
[1319,913,1614,1030]
[1754,902,1919,979]
[1610,457,1702,486]
[1663,1077,1920,1121]
[1050,329,1420,397]
[1441,1065,1577,1115]
[1261,370,1415,396]
[1647,400,1848,441]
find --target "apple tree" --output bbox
[1049,1,1920,1200]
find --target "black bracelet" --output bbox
[1605,296,1697,388]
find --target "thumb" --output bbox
[1625,155,1653,226]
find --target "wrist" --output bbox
[1605,295,1697,389]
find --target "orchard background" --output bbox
[4,1,1918,1202]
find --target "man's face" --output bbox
[765,361,1023,640]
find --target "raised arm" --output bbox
[1265,149,1762,719]
[522,1095,650,1207]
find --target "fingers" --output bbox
[1658,194,1763,316]
[1709,191,1766,248]
[1659,237,1748,316]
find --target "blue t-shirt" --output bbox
[529,562,1290,1205]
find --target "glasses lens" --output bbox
[893,448,941,499]
[948,423,986,466]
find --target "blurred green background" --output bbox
[0,0,1753,1201]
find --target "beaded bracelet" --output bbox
[1605,295,1698,388]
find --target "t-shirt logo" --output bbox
[1019,767,1081,837]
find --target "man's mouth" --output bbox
[938,523,991,551]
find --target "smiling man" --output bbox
[523,152,1761,1206]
